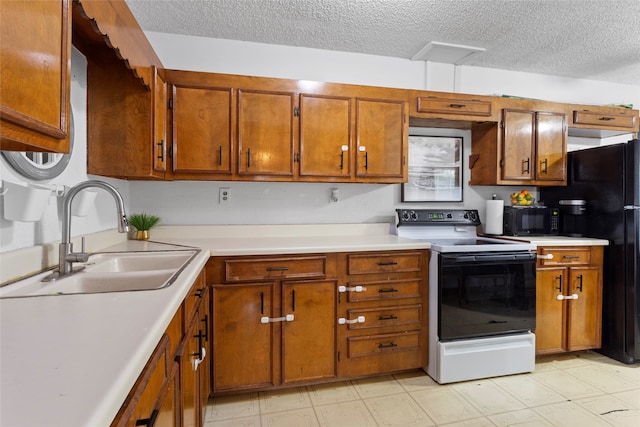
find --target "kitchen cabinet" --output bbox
[111,335,180,427]
[535,246,603,355]
[336,250,428,377]
[470,109,567,186]
[73,0,166,179]
[355,99,407,182]
[162,69,407,183]
[111,270,210,427]
[0,0,71,152]
[572,107,638,132]
[170,84,233,177]
[208,254,337,393]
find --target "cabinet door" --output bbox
[181,315,200,427]
[567,266,602,351]
[502,109,535,181]
[171,85,233,174]
[238,89,295,176]
[536,112,566,182]
[212,284,275,391]
[356,99,406,181]
[281,280,337,383]
[153,68,168,173]
[198,289,211,424]
[535,267,566,354]
[299,94,352,179]
[0,0,71,152]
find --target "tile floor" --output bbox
[204,351,640,426]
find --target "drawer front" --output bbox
[573,111,637,129]
[538,247,592,266]
[347,331,420,358]
[344,278,422,303]
[345,304,422,330]
[225,256,327,282]
[347,252,422,275]
[417,97,492,116]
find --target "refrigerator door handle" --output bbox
[623,206,640,210]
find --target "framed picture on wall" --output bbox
[401,136,463,202]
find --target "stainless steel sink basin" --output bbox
[0,250,198,298]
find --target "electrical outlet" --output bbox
[330,188,339,203]
[219,187,231,205]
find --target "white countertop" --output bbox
[496,235,609,246]
[0,225,429,427]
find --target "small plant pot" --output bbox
[135,230,150,240]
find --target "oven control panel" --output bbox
[396,209,481,226]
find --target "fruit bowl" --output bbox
[511,190,534,206]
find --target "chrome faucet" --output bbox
[43,180,129,281]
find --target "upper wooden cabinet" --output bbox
[408,91,498,130]
[572,107,638,132]
[0,0,71,152]
[356,99,407,181]
[163,70,408,183]
[470,108,567,186]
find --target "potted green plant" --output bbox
[128,212,160,240]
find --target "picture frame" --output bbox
[401,136,463,202]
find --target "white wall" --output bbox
[2,33,638,252]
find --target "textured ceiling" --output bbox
[125,0,640,86]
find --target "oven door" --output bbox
[438,251,536,341]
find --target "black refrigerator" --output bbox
[541,139,640,364]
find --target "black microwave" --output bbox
[503,206,560,236]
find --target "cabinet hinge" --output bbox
[337,351,341,362]
[168,98,173,110]
[294,106,300,117]
[403,155,406,165]
[499,121,504,129]
[499,159,504,168]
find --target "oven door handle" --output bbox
[450,253,536,263]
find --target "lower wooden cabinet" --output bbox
[207,249,428,394]
[535,246,603,355]
[210,267,337,392]
[111,270,210,427]
[110,335,180,427]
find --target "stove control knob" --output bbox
[467,211,478,221]
[410,211,418,221]
[400,211,410,221]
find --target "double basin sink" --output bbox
[0,250,198,298]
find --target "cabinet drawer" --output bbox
[344,278,422,302]
[347,252,422,275]
[573,110,636,129]
[225,256,327,282]
[185,271,206,324]
[345,304,422,330]
[347,331,420,358]
[417,96,492,116]
[538,247,591,266]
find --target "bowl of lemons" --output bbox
[511,189,534,206]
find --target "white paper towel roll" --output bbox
[485,199,504,235]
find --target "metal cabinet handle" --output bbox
[577,275,583,292]
[266,267,289,272]
[449,103,466,108]
[135,409,159,426]
[157,140,165,161]
[201,314,209,341]
[378,261,398,266]
[562,255,580,259]
[378,342,398,349]
[247,147,251,168]
[555,275,563,292]
[340,151,344,170]
[378,315,398,321]
[541,158,548,174]
[218,145,223,166]
[365,152,369,170]
[599,116,615,121]
[522,158,530,174]
[378,288,399,293]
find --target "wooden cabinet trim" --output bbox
[573,110,637,129]
[347,252,422,275]
[224,256,327,282]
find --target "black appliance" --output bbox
[540,139,640,364]
[502,205,560,236]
